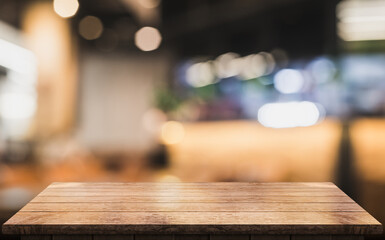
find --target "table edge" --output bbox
[2,223,383,235]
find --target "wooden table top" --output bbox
[2,182,382,235]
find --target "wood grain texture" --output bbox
[30,196,355,203]
[38,190,346,197]
[47,182,337,189]
[4,211,380,225]
[14,235,367,240]
[20,202,364,212]
[2,182,382,236]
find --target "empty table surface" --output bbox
[2,182,383,238]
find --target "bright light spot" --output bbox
[241,54,266,80]
[161,121,185,145]
[259,52,276,75]
[186,61,216,87]
[274,69,304,94]
[189,52,275,82]
[0,39,37,77]
[307,58,336,83]
[258,101,323,128]
[215,52,240,78]
[240,52,275,80]
[79,16,104,40]
[157,174,181,182]
[337,0,385,41]
[0,93,36,120]
[53,0,79,18]
[138,0,161,9]
[135,27,162,51]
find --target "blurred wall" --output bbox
[77,52,171,152]
[23,2,78,138]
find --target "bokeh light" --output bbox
[240,54,266,80]
[259,52,276,75]
[307,57,336,83]
[53,0,79,18]
[0,39,36,77]
[135,27,162,51]
[274,69,305,94]
[215,52,240,78]
[161,121,185,145]
[186,52,276,83]
[337,0,385,41]
[258,101,322,128]
[156,173,181,182]
[138,0,161,9]
[186,61,216,87]
[79,16,104,40]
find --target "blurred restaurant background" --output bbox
[1,0,385,239]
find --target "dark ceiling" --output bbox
[0,0,340,59]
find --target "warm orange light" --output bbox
[157,174,181,182]
[138,0,161,9]
[161,121,185,145]
[23,2,78,136]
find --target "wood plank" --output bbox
[3,182,382,237]
[251,236,290,240]
[134,235,173,240]
[7,211,378,225]
[42,188,343,193]
[3,211,381,235]
[46,185,339,190]
[20,202,364,212]
[30,195,355,203]
[48,182,337,189]
[210,234,249,240]
[42,183,342,194]
[93,235,133,240]
[38,191,346,197]
[52,236,92,240]
[44,187,340,192]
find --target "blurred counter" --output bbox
[166,119,342,182]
